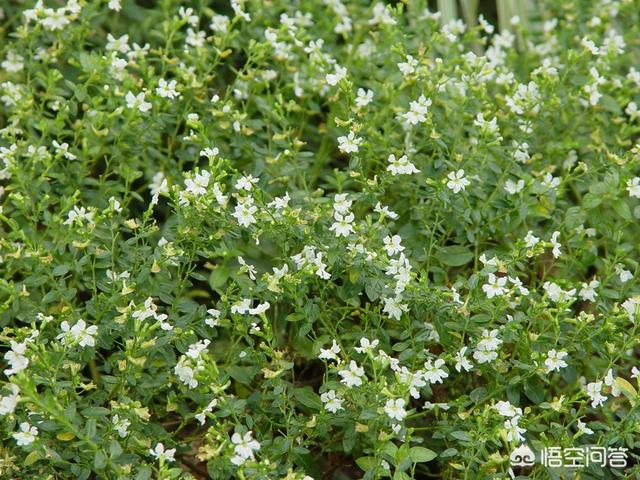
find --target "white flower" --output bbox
[384,398,407,421]
[210,14,230,33]
[369,3,397,25]
[329,212,355,237]
[494,400,522,418]
[63,206,95,226]
[387,154,419,175]
[292,246,331,280]
[615,264,633,283]
[454,347,473,372]
[205,308,221,327]
[524,231,540,249]
[319,340,341,362]
[186,28,206,47]
[230,299,269,316]
[604,369,621,397]
[382,295,408,320]
[13,422,38,446]
[112,414,130,438]
[232,197,258,227]
[333,193,353,214]
[235,174,259,191]
[446,169,470,193]
[508,276,528,296]
[150,442,176,462]
[321,390,344,413]
[230,431,260,465]
[52,140,76,160]
[57,319,98,348]
[174,357,198,389]
[542,173,560,190]
[585,381,607,407]
[383,235,404,256]
[268,192,290,211]
[108,0,121,11]
[2,51,24,73]
[622,297,640,321]
[550,231,562,258]
[577,419,593,435]
[579,280,599,302]
[544,349,568,373]
[132,297,161,321]
[581,37,599,55]
[337,132,363,154]
[504,417,526,443]
[354,337,379,354]
[106,34,130,53]
[374,202,399,219]
[200,147,219,160]
[125,91,151,112]
[473,329,501,363]
[150,172,168,205]
[626,101,640,121]
[423,358,448,384]
[42,8,69,30]
[355,88,374,107]
[0,384,20,415]
[238,256,257,280]
[482,273,507,298]
[505,81,540,116]
[477,329,502,351]
[338,360,365,388]
[626,177,640,198]
[397,55,418,75]
[397,366,426,398]
[195,399,218,425]
[249,302,270,316]
[3,341,29,376]
[474,113,500,137]
[156,78,180,99]
[184,170,210,196]
[326,65,347,85]
[402,95,432,125]
[504,179,525,194]
[543,282,576,303]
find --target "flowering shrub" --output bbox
[1,0,640,478]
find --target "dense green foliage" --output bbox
[1,0,640,479]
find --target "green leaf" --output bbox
[227,365,257,385]
[82,407,110,417]
[524,380,544,404]
[355,456,378,472]
[208,265,229,290]
[615,377,637,405]
[52,265,70,276]
[564,206,586,229]
[293,387,322,410]
[409,446,437,463]
[450,431,472,442]
[94,451,107,470]
[582,193,602,209]
[613,199,631,221]
[435,245,474,267]
[600,95,621,114]
[56,431,76,441]
[24,451,41,466]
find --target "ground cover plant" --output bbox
[1,0,640,478]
